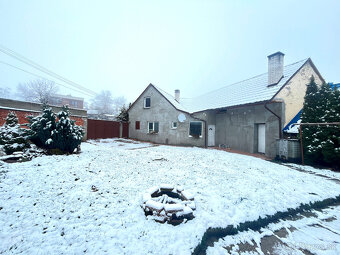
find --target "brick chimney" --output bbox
[174,89,180,102]
[267,51,284,86]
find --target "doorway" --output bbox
[257,124,266,153]
[208,125,215,147]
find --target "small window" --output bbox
[189,121,202,138]
[148,121,159,134]
[171,122,177,129]
[135,121,140,130]
[144,97,151,108]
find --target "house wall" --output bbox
[128,86,205,147]
[215,102,283,158]
[274,61,323,127]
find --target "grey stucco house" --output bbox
[128,52,324,158]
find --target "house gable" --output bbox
[128,84,205,147]
[273,59,324,127]
[128,84,189,114]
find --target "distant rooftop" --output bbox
[51,94,84,101]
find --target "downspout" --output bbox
[190,114,207,148]
[264,100,282,139]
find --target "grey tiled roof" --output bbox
[155,59,308,113]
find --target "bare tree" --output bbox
[0,87,12,99]
[17,79,58,104]
[112,96,127,115]
[90,90,114,114]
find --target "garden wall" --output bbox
[0,98,88,140]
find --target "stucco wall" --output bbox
[274,61,323,127]
[128,86,205,147]
[215,102,283,158]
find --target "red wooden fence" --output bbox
[87,119,129,140]
[122,122,129,138]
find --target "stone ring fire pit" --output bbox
[142,184,196,225]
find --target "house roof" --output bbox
[130,58,319,114]
[179,58,309,113]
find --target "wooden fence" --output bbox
[87,119,128,140]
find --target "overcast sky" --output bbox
[0,0,339,103]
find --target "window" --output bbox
[171,122,177,129]
[189,121,202,138]
[144,97,151,108]
[148,121,159,134]
[135,121,140,130]
[70,100,78,107]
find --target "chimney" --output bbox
[267,51,284,85]
[174,89,180,102]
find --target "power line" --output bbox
[0,60,94,97]
[0,44,97,96]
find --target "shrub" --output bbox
[0,112,30,155]
[27,107,57,149]
[28,105,84,154]
[52,106,84,153]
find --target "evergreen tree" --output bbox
[301,77,340,168]
[320,84,340,167]
[0,112,30,155]
[28,107,56,149]
[116,104,129,122]
[301,76,322,164]
[5,111,19,126]
[52,106,84,153]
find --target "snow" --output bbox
[207,206,340,255]
[181,190,194,200]
[0,138,339,254]
[285,119,301,134]
[164,203,184,212]
[145,200,164,211]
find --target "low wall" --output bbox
[0,98,88,140]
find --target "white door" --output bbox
[258,124,266,153]
[208,125,215,147]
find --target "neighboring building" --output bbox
[87,109,117,121]
[128,52,324,158]
[49,94,84,109]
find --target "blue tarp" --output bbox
[283,109,302,133]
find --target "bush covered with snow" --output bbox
[52,106,84,153]
[0,112,30,155]
[28,107,57,149]
[28,106,84,154]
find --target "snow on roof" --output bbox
[155,59,308,113]
[153,85,190,112]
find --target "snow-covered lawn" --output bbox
[0,139,339,254]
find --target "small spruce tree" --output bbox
[116,104,129,122]
[52,106,84,153]
[0,112,30,155]
[28,107,56,149]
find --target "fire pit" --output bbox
[142,184,196,225]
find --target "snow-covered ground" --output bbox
[0,139,339,254]
[208,205,340,255]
